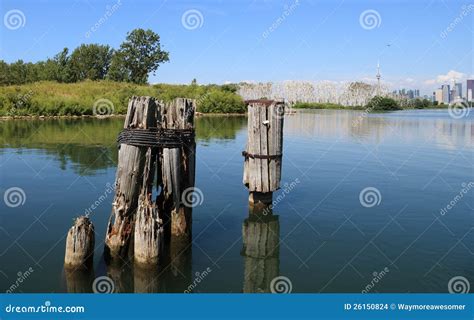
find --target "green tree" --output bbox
[114,29,169,84]
[366,96,401,111]
[106,51,130,82]
[69,44,113,82]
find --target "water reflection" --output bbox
[241,207,280,293]
[64,268,95,293]
[286,109,474,149]
[0,116,247,175]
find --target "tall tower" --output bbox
[376,61,381,95]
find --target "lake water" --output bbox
[0,109,473,293]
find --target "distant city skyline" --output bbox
[1,0,473,94]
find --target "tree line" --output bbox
[0,28,169,86]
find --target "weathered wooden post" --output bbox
[241,208,280,293]
[134,148,163,265]
[64,216,95,269]
[105,96,158,261]
[243,99,285,206]
[158,98,196,240]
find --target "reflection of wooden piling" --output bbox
[241,209,280,293]
[134,264,161,293]
[64,268,94,293]
[105,97,158,260]
[64,216,94,269]
[243,100,284,207]
[159,98,196,239]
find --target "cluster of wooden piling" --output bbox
[64,97,286,293]
[64,96,196,272]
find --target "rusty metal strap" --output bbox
[242,151,282,160]
[117,128,195,148]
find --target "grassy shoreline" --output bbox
[1,81,453,117]
[0,80,246,116]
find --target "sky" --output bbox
[1,0,473,95]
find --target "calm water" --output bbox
[0,109,473,293]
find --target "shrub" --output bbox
[366,96,401,111]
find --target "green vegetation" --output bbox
[366,96,402,111]
[0,28,168,85]
[0,81,245,116]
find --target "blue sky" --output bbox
[1,0,473,94]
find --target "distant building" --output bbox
[441,84,450,103]
[434,89,443,103]
[467,80,474,102]
[454,83,462,99]
[407,90,414,99]
[415,89,420,98]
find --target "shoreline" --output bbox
[0,112,247,121]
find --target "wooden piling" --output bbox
[64,216,95,269]
[241,209,280,293]
[243,99,284,206]
[105,96,158,260]
[159,98,196,239]
[134,148,163,265]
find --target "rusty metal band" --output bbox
[117,128,195,148]
[242,151,282,160]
